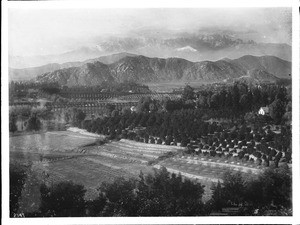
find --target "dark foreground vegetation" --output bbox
[10,164,291,217]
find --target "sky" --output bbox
[8,8,292,56]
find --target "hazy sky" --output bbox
[8,8,292,56]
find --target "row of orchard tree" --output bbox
[82,106,291,157]
[83,109,220,142]
[10,163,291,217]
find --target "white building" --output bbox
[258,107,269,116]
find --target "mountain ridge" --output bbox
[9,52,136,81]
[35,54,291,86]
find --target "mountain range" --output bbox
[9,33,291,69]
[35,54,291,86]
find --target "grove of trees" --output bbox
[209,165,292,215]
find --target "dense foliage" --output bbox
[98,167,206,216]
[194,83,290,121]
[10,163,27,217]
[11,165,291,217]
[39,181,86,217]
[209,165,292,215]
[9,106,86,133]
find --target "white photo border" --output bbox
[1,0,299,224]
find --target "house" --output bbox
[258,107,269,116]
[130,106,137,112]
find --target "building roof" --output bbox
[259,107,269,113]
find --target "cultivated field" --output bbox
[11,132,263,213]
[43,139,261,200]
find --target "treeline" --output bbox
[116,83,291,124]
[9,107,44,132]
[10,81,60,98]
[10,80,151,100]
[9,107,86,133]
[10,165,292,217]
[10,81,60,92]
[194,83,290,120]
[61,81,151,94]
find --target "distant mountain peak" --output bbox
[176,46,197,52]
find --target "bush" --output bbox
[97,167,206,216]
[39,181,86,217]
[10,164,27,217]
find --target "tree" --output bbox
[258,166,292,207]
[121,107,131,116]
[75,110,86,127]
[196,95,208,109]
[243,166,292,212]
[225,91,233,108]
[231,84,240,112]
[136,96,152,113]
[222,170,245,206]
[239,94,250,111]
[99,177,138,216]
[97,167,206,216]
[269,99,286,124]
[136,167,205,216]
[86,193,107,216]
[182,85,195,101]
[210,181,225,212]
[149,102,158,112]
[275,87,287,102]
[252,87,261,109]
[111,109,119,117]
[39,181,86,217]
[9,114,17,133]
[10,163,27,217]
[105,104,116,116]
[209,93,220,109]
[27,113,41,131]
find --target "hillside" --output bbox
[229,55,291,79]
[36,54,291,86]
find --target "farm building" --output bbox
[258,107,269,116]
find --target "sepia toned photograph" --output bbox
[6,5,292,218]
